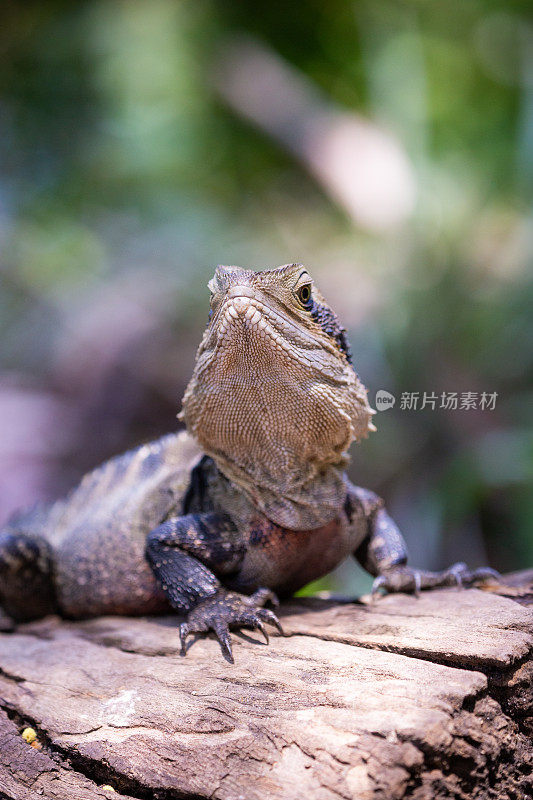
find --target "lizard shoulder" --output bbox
[52,430,203,546]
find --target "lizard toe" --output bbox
[234,610,270,643]
[179,622,190,655]
[470,566,500,584]
[256,607,284,634]
[371,566,421,596]
[371,562,500,597]
[447,562,469,588]
[447,563,500,587]
[250,588,280,608]
[213,621,234,663]
[181,589,283,661]
[371,574,389,598]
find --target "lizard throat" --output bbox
[181,291,375,529]
[211,452,349,530]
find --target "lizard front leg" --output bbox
[145,513,282,662]
[349,486,498,595]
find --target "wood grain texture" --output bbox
[0,573,532,800]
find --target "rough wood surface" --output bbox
[0,572,532,800]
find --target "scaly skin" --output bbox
[0,264,497,662]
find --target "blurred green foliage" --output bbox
[0,0,531,596]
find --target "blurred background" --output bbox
[0,0,531,596]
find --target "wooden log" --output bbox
[0,572,532,800]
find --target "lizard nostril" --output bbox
[231,296,252,314]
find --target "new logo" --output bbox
[375,390,396,411]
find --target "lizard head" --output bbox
[180,264,376,527]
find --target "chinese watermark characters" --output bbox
[375,390,498,412]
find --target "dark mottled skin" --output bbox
[0,265,497,661]
[0,440,495,660]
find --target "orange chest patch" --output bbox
[239,512,354,596]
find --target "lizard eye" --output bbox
[296,283,313,310]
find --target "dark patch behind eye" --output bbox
[311,302,353,364]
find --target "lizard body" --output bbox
[0,264,496,661]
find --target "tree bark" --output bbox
[0,571,532,800]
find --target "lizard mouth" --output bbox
[211,295,349,379]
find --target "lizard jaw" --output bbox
[213,294,351,381]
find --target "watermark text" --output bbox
[375,391,498,412]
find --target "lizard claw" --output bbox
[257,607,284,635]
[213,621,234,663]
[179,622,190,655]
[233,610,270,644]
[371,574,388,598]
[255,620,269,644]
[181,588,283,662]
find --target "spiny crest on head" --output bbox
[210,263,303,290]
[209,265,255,291]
